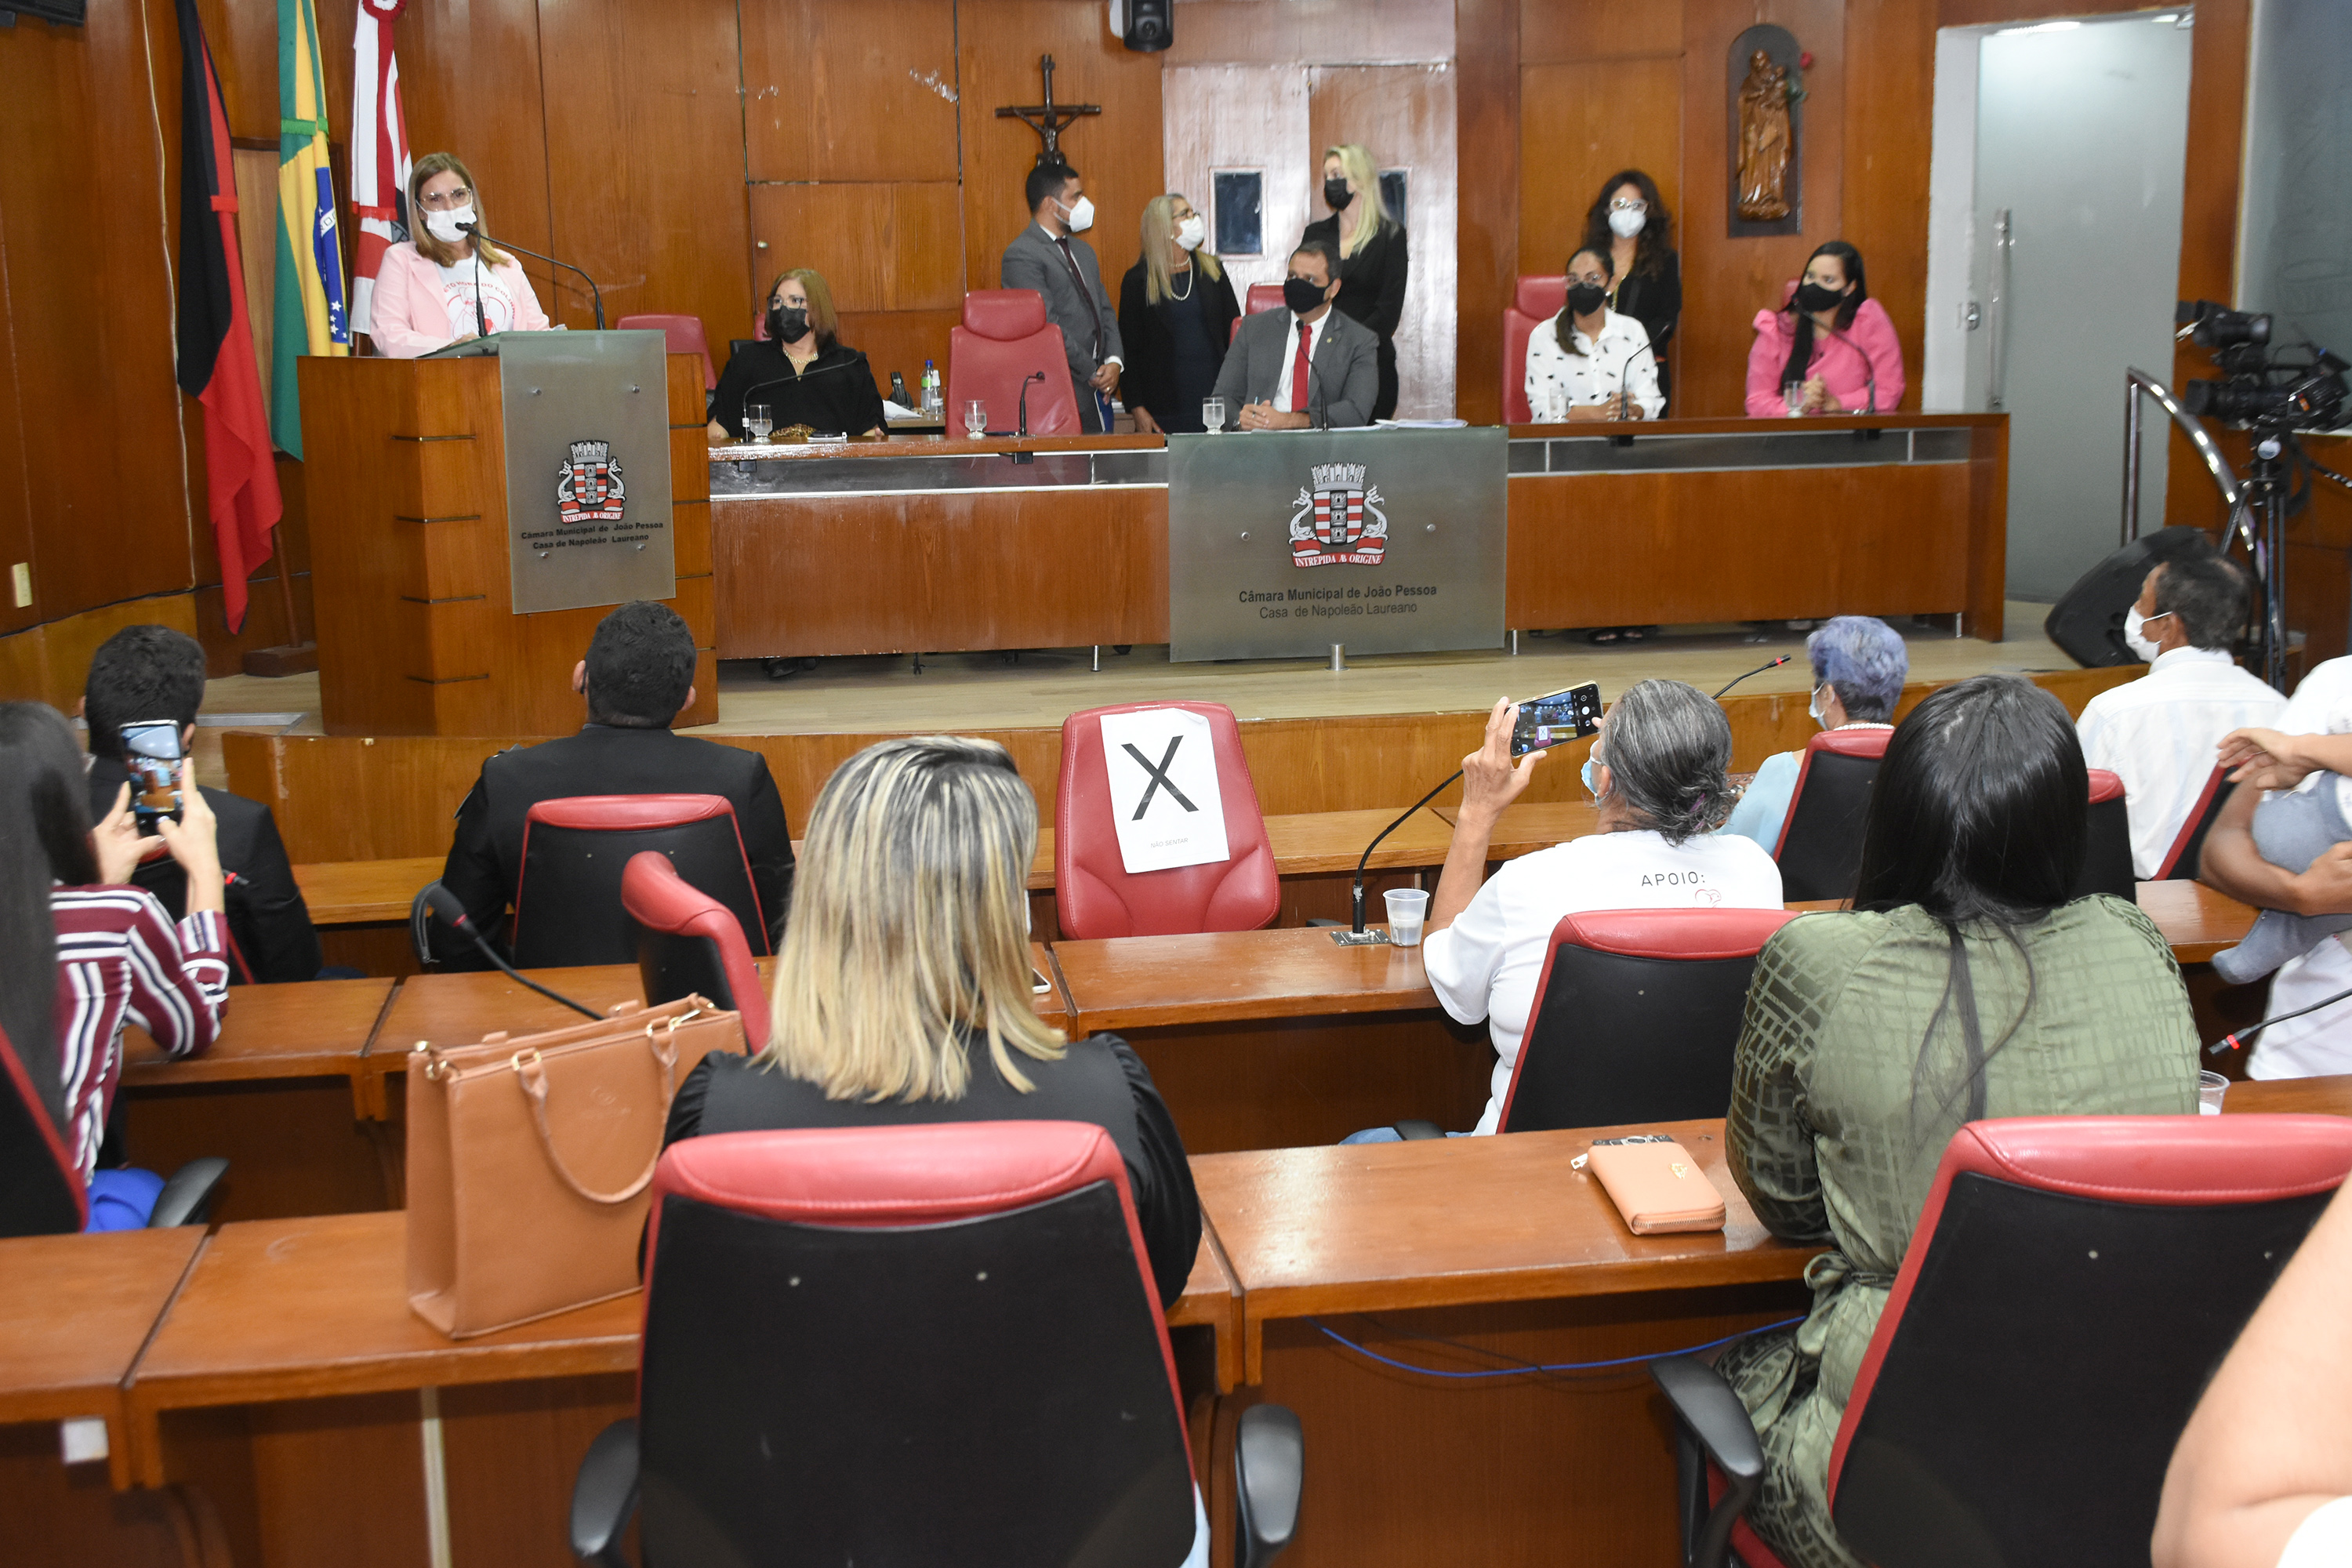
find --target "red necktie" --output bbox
[1289,320,1312,415]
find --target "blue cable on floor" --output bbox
[1307,1315,1807,1380]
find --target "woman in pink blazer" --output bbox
[1744,241,1904,416]
[366,151,550,359]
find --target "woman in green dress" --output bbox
[1718,674,2202,1568]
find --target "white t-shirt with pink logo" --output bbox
[1423,829,1786,1134]
[437,262,528,338]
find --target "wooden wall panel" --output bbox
[0,174,36,641]
[540,0,751,339]
[741,0,960,183]
[1162,63,1313,313]
[1308,64,1458,418]
[1516,58,1684,278]
[1839,0,1935,429]
[1522,0,1683,62]
[1163,0,1454,67]
[1454,0,1518,428]
[956,2,1163,311]
[747,183,964,314]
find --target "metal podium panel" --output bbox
[1167,427,1506,662]
[499,332,677,615]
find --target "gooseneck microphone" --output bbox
[458,222,606,330]
[1338,767,1468,942]
[1714,655,1792,700]
[412,882,602,1020]
[1017,369,1047,437]
[2209,982,2352,1058]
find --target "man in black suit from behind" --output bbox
[1001,160,1123,434]
[436,601,794,967]
[82,624,322,983]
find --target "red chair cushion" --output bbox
[1054,702,1279,939]
[1244,282,1285,314]
[948,290,1080,437]
[2087,768,2125,805]
[1503,277,1568,425]
[1550,906,1799,961]
[617,313,717,390]
[528,794,735,831]
[1826,1113,2352,1509]
[962,288,1051,340]
[621,852,771,1050]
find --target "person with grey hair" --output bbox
[1387,681,1784,1138]
[1724,615,1908,854]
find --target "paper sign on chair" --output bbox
[1099,708,1232,874]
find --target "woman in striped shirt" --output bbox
[0,703,227,1218]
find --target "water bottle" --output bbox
[922,359,941,416]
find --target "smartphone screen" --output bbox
[1510,683,1603,757]
[120,720,185,833]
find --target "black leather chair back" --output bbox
[1498,909,1799,1134]
[638,1123,1198,1566]
[0,1023,86,1237]
[2074,768,2136,901]
[2155,766,2234,882]
[1773,729,1893,903]
[1829,1116,2352,1568]
[513,795,768,970]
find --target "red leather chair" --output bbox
[2075,768,2136,901]
[1230,281,1289,346]
[1653,1113,2352,1568]
[1494,909,1800,1134]
[946,289,1079,437]
[512,796,771,971]
[568,1121,1304,1566]
[0,1024,224,1236]
[621,852,771,1051]
[1502,274,1567,423]
[2153,764,2234,882]
[615,312,716,391]
[1055,702,1280,939]
[1773,728,1896,903]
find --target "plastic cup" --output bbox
[2198,1069,2229,1116]
[1384,887,1430,947]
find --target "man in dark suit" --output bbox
[435,601,794,967]
[81,625,322,983]
[1212,239,1380,429]
[1000,161,1123,434]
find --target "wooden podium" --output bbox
[296,349,713,737]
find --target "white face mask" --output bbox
[423,205,477,245]
[2123,605,2170,662]
[1807,684,1831,728]
[1175,215,1206,252]
[1608,206,1646,239]
[1059,195,1095,234]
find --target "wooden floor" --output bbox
[194,601,2077,756]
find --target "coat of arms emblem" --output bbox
[555,439,626,525]
[1287,461,1388,568]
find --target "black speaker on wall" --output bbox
[2042,526,2218,668]
[1114,0,1171,53]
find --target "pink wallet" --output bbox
[1583,1138,1728,1235]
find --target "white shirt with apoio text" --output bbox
[2250,656,2352,1080]
[2075,646,2282,878]
[1422,829,1785,1134]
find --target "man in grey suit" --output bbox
[1000,162,1123,434]
[1214,239,1380,429]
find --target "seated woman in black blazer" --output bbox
[1116,192,1240,434]
[661,735,1202,1307]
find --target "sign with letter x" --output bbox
[1098,707,1232,874]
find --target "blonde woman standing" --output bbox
[365,151,551,358]
[658,736,1201,1308]
[1116,194,1240,434]
[1301,143,1409,419]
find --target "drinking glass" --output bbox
[2198,1069,2229,1116]
[1383,888,1429,948]
[964,399,988,438]
[744,404,772,444]
[1203,397,1227,434]
[1783,381,1806,417]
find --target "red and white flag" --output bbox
[349,0,411,337]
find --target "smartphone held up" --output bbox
[1509,683,1602,758]
[119,720,185,833]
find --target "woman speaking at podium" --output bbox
[365,152,550,358]
[706,269,886,441]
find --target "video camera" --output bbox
[2176,300,2349,433]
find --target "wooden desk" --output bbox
[2137,879,2259,963]
[120,978,395,1093]
[2224,1073,2352,1116]
[1054,925,1438,1033]
[1429,798,1600,856]
[291,858,441,924]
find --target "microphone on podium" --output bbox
[457,222,607,331]
[412,882,602,1020]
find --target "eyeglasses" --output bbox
[418,187,474,210]
[1567,272,1610,287]
[1609,198,1648,213]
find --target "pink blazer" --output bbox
[1744,294,1905,416]
[366,241,551,358]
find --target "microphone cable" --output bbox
[410,882,603,1020]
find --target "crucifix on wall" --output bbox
[995,53,1099,167]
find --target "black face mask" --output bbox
[1566,281,1608,318]
[1793,280,1846,314]
[1323,177,1353,211]
[1283,276,1328,316]
[768,305,811,344]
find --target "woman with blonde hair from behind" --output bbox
[1303,141,1409,419]
[658,736,1201,1305]
[1116,193,1240,434]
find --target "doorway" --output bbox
[1922,9,2195,602]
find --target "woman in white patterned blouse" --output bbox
[1524,245,1662,423]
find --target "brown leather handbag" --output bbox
[405,996,743,1338]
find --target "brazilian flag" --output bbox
[271,0,350,458]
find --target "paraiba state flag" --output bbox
[271,0,350,458]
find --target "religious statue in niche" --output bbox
[1737,50,1793,221]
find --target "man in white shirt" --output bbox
[2199,655,2352,1078]
[1414,681,1784,1136]
[2078,550,2281,878]
[1210,240,1379,429]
